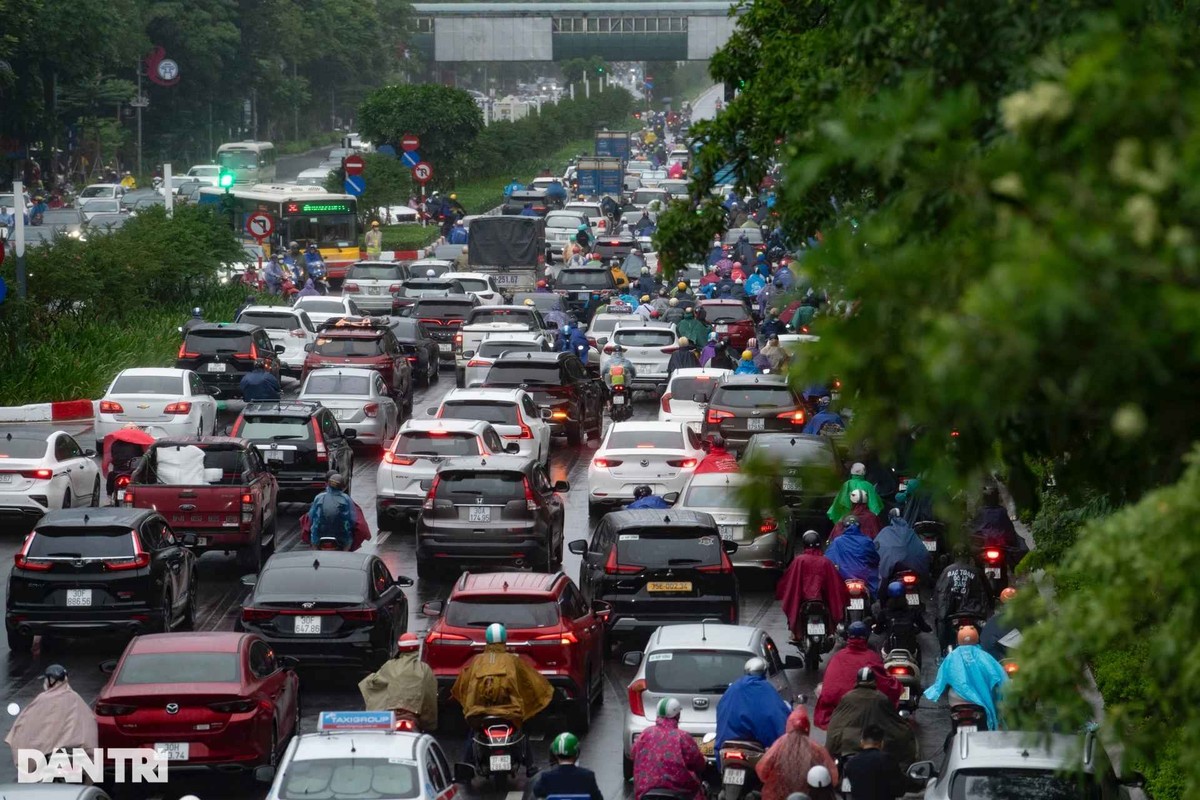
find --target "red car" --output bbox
[420,571,610,731]
[699,299,755,349]
[300,319,413,403]
[95,632,300,772]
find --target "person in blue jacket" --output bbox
[626,485,670,510]
[715,657,790,766]
[560,323,590,364]
[826,518,882,597]
[803,396,845,435]
[504,177,525,198]
[240,361,282,402]
[307,473,355,550]
[734,350,761,375]
[447,220,468,244]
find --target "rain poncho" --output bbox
[924,644,1009,730]
[734,357,761,375]
[802,410,845,435]
[699,339,718,365]
[813,639,902,729]
[667,347,701,375]
[828,476,885,521]
[745,272,766,297]
[777,551,850,629]
[5,681,98,764]
[359,652,438,730]
[825,687,917,767]
[825,522,881,596]
[627,495,671,510]
[677,314,711,345]
[631,715,707,800]
[308,488,355,549]
[715,674,790,761]
[755,708,838,800]
[451,643,553,725]
[829,503,882,541]
[295,278,319,299]
[301,499,371,551]
[101,427,155,477]
[875,515,932,583]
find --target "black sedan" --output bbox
[6,508,197,652]
[238,550,413,669]
[387,316,442,387]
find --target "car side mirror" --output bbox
[554,479,571,492]
[463,350,475,358]
[539,408,552,420]
[274,345,286,354]
[662,491,679,504]
[421,600,444,617]
[240,574,258,588]
[568,539,588,555]
[592,599,613,622]
[622,651,643,667]
[395,575,415,588]
[303,343,314,352]
[99,660,118,675]
[83,448,96,458]
[426,407,438,416]
[453,762,477,784]
[907,761,936,782]
[505,443,521,454]
[722,540,739,554]
[342,429,358,440]
[254,765,276,784]
[208,386,222,399]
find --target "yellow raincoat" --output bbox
[450,643,553,725]
[358,652,439,731]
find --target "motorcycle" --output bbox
[315,536,344,551]
[949,702,989,735]
[102,428,155,504]
[717,739,765,800]
[794,599,833,672]
[468,716,527,789]
[609,382,633,422]
[883,648,922,716]
[842,578,869,631]
[914,520,949,573]
[894,569,923,612]
[393,708,419,732]
[979,544,1009,598]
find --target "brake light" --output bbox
[846,579,867,595]
[343,282,360,292]
[104,535,151,571]
[466,359,490,367]
[454,333,463,348]
[984,548,1002,562]
[760,517,778,533]
[395,718,416,731]
[533,631,579,645]
[312,418,327,464]
[289,328,306,339]
[603,344,614,354]
[660,345,679,354]
[833,379,842,390]
[339,608,378,622]
[14,533,53,572]
[208,699,256,713]
[604,549,641,574]
[422,475,441,511]
[776,409,806,425]
[163,401,192,415]
[406,356,419,363]
[383,451,416,466]
[20,469,53,480]
[94,703,137,717]
[425,629,471,645]
[419,318,441,326]
[99,400,124,414]
[888,665,914,677]
[628,678,647,716]
[123,488,135,506]
[901,573,918,585]
[241,607,277,622]
[241,492,254,525]
[666,458,697,468]
[706,409,734,424]
[697,552,734,574]
[660,392,672,413]
[363,403,379,418]
[1003,660,1019,675]
[724,750,746,761]
[115,475,132,489]
[389,284,402,293]
[523,478,539,512]
[592,458,623,468]
[178,344,199,359]
[234,343,259,361]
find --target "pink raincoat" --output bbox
[631,715,706,800]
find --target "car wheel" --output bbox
[180,572,197,631]
[90,477,101,507]
[268,724,279,768]
[417,559,438,580]
[376,509,392,533]
[61,488,71,509]
[567,423,582,446]
[263,513,277,557]
[570,674,592,733]
[6,627,32,654]
[158,588,173,633]
[430,360,439,382]
[196,421,204,438]
[623,754,634,782]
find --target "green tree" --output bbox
[324,152,413,224]
[357,83,483,186]
[560,56,608,84]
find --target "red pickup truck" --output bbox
[124,437,279,571]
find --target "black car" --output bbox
[391,278,467,312]
[502,189,555,216]
[740,433,845,537]
[177,323,283,395]
[481,351,606,444]
[556,267,617,318]
[408,296,482,364]
[6,508,197,651]
[386,316,441,387]
[593,232,638,262]
[239,550,413,669]
[568,509,740,636]
[415,455,569,579]
[231,401,355,501]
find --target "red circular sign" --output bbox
[411,162,433,183]
[343,155,365,176]
[400,134,420,152]
[245,212,274,242]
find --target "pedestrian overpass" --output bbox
[409,1,741,62]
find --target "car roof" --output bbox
[265,550,373,569]
[491,351,565,365]
[947,731,1094,771]
[452,571,562,597]
[128,631,248,654]
[718,374,791,387]
[291,729,423,762]
[600,509,718,530]
[188,322,259,334]
[113,367,189,378]
[37,507,156,528]
[303,367,380,379]
[445,388,526,402]
[670,367,730,379]
[240,305,300,316]
[438,455,534,472]
[295,296,347,305]
[649,624,760,650]
[441,272,491,281]
[608,420,683,433]
[399,419,493,435]
[316,327,384,339]
[242,401,322,417]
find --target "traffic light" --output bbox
[597,64,606,75]
[218,170,235,191]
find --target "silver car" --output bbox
[673,471,794,570]
[297,367,399,448]
[343,261,406,313]
[621,624,801,781]
[463,334,550,388]
[545,210,590,261]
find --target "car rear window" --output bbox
[304,374,371,395]
[27,528,135,559]
[410,263,451,277]
[110,375,186,395]
[615,529,721,568]
[682,484,745,509]
[668,376,720,402]
[280,760,419,800]
[633,190,665,205]
[558,271,611,289]
[546,214,583,230]
[256,566,367,599]
[186,331,253,355]
[457,278,490,292]
[712,386,799,409]
[116,653,240,685]
[703,304,751,323]
[607,430,685,450]
[313,337,385,357]
[0,437,46,459]
[724,229,763,244]
[238,416,313,441]
[395,432,481,457]
[744,438,837,467]
[645,650,751,694]
[297,299,347,314]
[436,470,525,501]
[478,341,540,358]
[445,598,559,629]
[440,401,518,425]
[414,301,473,319]
[949,770,1096,800]
[349,265,402,280]
[484,363,562,385]
[613,329,674,348]
[237,312,298,331]
[470,310,533,325]
[589,317,623,335]
[404,283,453,296]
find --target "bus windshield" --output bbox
[217,151,259,170]
[286,215,356,248]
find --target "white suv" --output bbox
[431,388,552,465]
[599,325,678,390]
[234,305,317,376]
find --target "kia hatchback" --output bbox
[701,375,807,452]
[600,326,679,390]
[659,368,730,427]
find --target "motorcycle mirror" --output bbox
[6,703,18,716]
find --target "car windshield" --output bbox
[83,200,121,213]
[478,341,540,358]
[394,432,480,456]
[26,529,135,559]
[484,364,561,385]
[116,653,240,685]
[614,330,675,348]
[414,302,473,319]
[110,375,185,395]
[704,305,751,323]
[436,471,525,502]
[237,312,298,331]
[79,186,112,198]
[304,374,371,395]
[297,300,346,314]
[350,265,402,280]
[615,529,721,568]
[713,386,798,409]
[185,331,253,355]
[607,430,685,450]
[279,759,419,800]
[683,484,746,509]
[513,294,562,312]
[950,770,1099,800]
[314,337,384,357]
[645,650,751,694]
[558,271,610,289]
[238,416,312,440]
[255,566,367,600]
[445,598,559,629]
[440,401,518,425]
[0,437,46,459]
[189,166,218,177]
[668,376,720,403]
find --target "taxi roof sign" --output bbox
[318,710,395,731]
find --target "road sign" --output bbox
[644,77,654,90]
[245,212,274,242]
[400,134,420,152]
[400,150,421,168]
[344,175,365,196]
[343,154,364,176]
[0,276,7,305]
[411,162,433,183]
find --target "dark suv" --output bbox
[740,433,845,537]
[556,268,618,317]
[177,323,282,395]
[301,318,413,411]
[409,296,482,364]
[231,401,355,501]
[415,455,569,579]
[481,351,605,445]
[701,374,807,452]
[569,509,740,636]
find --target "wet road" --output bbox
[0,376,949,799]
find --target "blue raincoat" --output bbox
[745,273,766,297]
[803,410,845,435]
[626,496,670,510]
[715,674,790,765]
[924,645,1009,730]
[875,515,931,583]
[733,358,761,375]
[561,327,590,363]
[825,523,881,596]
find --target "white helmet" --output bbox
[807,765,832,788]
[850,462,867,477]
[849,488,866,505]
[426,269,436,278]
[656,697,682,719]
[744,657,767,676]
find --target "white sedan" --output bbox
[95,368,219,447]
[298,367,399,448]
[0,429,102,520]
[587,421,705,511]
[659,367,731,427]
[292,295,362,328]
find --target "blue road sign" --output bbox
[400,150,421,168]
[377,144,397,157]
[0,276,7,305]
[643,79,654,90]
[344,175,365,196]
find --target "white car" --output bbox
[674,470,794,570]
[95,368,219,445]
[587,311,647,349]
[0,429,102,519]
[432,388,551,465]
[407,258,455,279]
[544,210,590,261]
[77,183,124,202]
[587,421,705,511]
[564,201,610,236]
[292,295,362,327]
[235,305,317,375]
[299,367,400,448]
[78,197,122,222]
[462,333,549,388]
[294,167,333,187]
[659,367,731,426]
[184,164,221,187]
[442,272,504,305]
[599,326,679,390]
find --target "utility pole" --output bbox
[13,178,26,299]
[292,61,299,142]
[135,64,143,178]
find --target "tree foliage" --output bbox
[357,84,484,186]
[324,153,413,223]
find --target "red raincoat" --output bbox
[813,639,903,729]
[777,552,850,629]
[828,503,883,541]
[694,445,739,474]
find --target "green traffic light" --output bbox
[218,171,235,189]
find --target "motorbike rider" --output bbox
[451,623,553,777]
[971,485,1029,567]
[264,254,286,294]
[240,360,282,402]
[709,342,737,370]
[826,669,917,771]
[715,657,791,764]
[603,344,637,385]
[872,580,932,653]
[695,433,738,473]
[627,484,670,510]
[777,531,851,643]
[677,306,710,344]
[802,396,845,435]
[805,765,836,800]
[5,665,97,770]
[662,297,685,325]
[666,336,701,375]
[574,224,594,251]
[756,707,837,800]
[933,545,994,654]
[559,322,590,364]
[735,349,762,375]
[307,473,355,550]
[981,587,1020,660]
[358,633,438,731]
[631,697,707,800]
[825,518,881,597]
[181,307,205,337]
[814,623,902,730]
[829,489,883,540]
[924,626,1009,731]
[633,264,656,294]
[876,508,932,586]
[828,462,885,523]
[523,732,602,800]
[842,723,907,800]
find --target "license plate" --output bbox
[438,343,451,352]
[719,526,737,540]
[647,581,692,593]
[489,755,511,772]
[469,506,492,522]
[723,768,746,786]
[332,409,347,419]
[900,687,911,701]
[923,539,937,551]
[612,395,625,405]
[906,593,920,606]
[842,778,852,792]
[850,598,864,610]
[494,274,522,285]
[781,477,800,491]
[807,623,825,635]
[985,567,1001,579]
[207,363,227,373]
[116,489,126,502]
[636,363,654,372]
[716,324,728,333]
[959,725,977,734]
[66,589,92,607]
[747,417,764,431]
[0,474,11,483]
[154,743,189,761]
[294,616,322,635]
[367,287,380,295]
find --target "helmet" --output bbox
[741,350,753,360]
[678,281,688,290]
[578,224,589,231]
[289,240,299,249]
[641,266,650,274]
[708,331,718,341]
[549,732,580,759]
[450,193,457,200]
[426,269,436,278]
[397,632,420,652]
[708,265,718,272]
[612,344,625,353]
[537,280,547,288]
[806,765,833,789]
[850,462,867,477]
[524,298,536,307]
[486,623,507,644]
[633,485,653,500]
[847,621,870,640]
[957,626,980,647]
[561,324,570,334]
[744,657,767,676]
[801,530,822,549]
[656,697,682,719]
[849,488,866,505]
[669,297,678,306]
[371,220,380,228]
[855,666,876,686]
[1000,587,1018,603]
[641,295,650,302]
[44,664,68,688]
[327,473,347,490]
[191,307,202,317]
[733,261,742,269]
[886,580,905,599]
[678,337,690,347]
[735,278,744,284]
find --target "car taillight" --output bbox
[422,476,441,511]
[208,699,257,713]
[984,548,1002,563]
[99,400,124,414]
[666,458,697,469]
[660,392,672,413]
[312,418,327,463]
[846,579,867,595]
[395,718,416,731]
[163,401,192,415]
[94,703,137,716]
[706,409,734,424]
[592,458,623,469]
[597,219,607,230]
[627,678,647,716]
[339,608,378,622]
[14,546,53,571]
[453,333,463,348]
[289,328,307,338]
[383,451,416,466]
[19,468,54,480]
[389,284,402,293]
[1003,659,1019,675]
[177,344,199,359]
[241,492,254,524]
[241,608,277,622]
[343,282,360,292]
[603,344,614,354]
[425,629,471,645]
[523,478,539,512]
[420,318,441,326]
[776,409,806,425]
[533,631,579,645]
[604,549,642,574]
[660,345,679,354]
[760,517,778,533]
[104,550,151,572]
[363,403,379,418]
[697,552,734,574]
[888,665,914,677]
[234,344,259,361]
[466,359,491,367]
